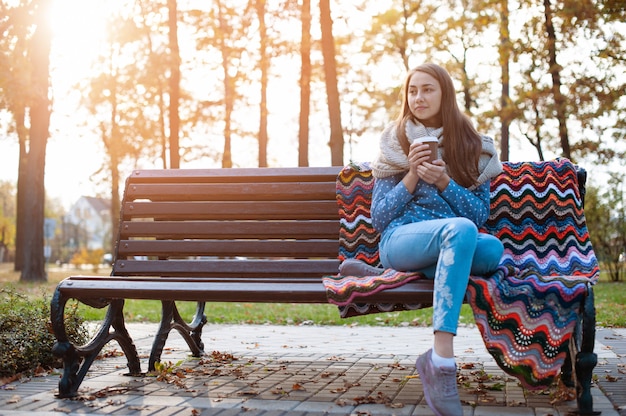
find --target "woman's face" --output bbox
[407,71,442,127]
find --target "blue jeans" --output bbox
[379,217,504,334]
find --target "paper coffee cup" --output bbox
[415,136,439,162]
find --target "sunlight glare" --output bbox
[43,0,117,207]
[47,0,109,72]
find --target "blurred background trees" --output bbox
[1,0,52,282]
[1,0,624,281]
[586,174,626,282]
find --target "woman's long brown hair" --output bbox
[395,63,482,188]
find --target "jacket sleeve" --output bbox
[370,174,412,233]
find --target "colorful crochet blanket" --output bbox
[328,162,429,317]
[322,159,599,389]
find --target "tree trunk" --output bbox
[14,107,27,272]
[107,55,120,255]
[109,150,121,256]
[217,0,233,168]
[256,0,269,167]
[543,0,571,160]
[319,0,343,166]
[168,0,181,169]
[158,86,168,168]
[298,0,311,167]
[20,0,51,283]
[499,0,511,161]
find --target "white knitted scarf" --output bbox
[371,119,503,189]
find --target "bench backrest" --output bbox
[112,167,342,279]
[337,158,599,281]
[113,158,599,282]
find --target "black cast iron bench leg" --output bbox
[562,284,598,415]
[148,300,207,371]
[51,290,141,398]
[576,286,599,415]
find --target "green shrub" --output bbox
[0,287,88,377]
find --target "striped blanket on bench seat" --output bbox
[323,158,599,389]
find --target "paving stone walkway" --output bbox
[0,324,624,415]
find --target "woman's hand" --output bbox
[408,142,432,174]
[416,159,450,191]
[402,142,430,193]
[403,142,449,193]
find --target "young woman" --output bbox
[370,63,504,416]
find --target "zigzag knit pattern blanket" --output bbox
[326,162,429,316]
[322,158,599,389]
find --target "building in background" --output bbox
[64,196,112,252]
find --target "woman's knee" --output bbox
[444,217,479,243]
[483,235,504,260]
[472,235,505,274]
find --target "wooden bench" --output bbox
[50,160,599,414]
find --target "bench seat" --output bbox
[55,275,435,304]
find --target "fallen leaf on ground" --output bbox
[6,395,21,404]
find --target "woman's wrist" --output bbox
[435,174,450,191]
[402,170,419,193]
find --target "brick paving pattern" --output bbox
[0,324,624,415]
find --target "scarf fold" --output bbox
[371,120,503,189]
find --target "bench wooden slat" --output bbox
[126,166,340,184]
[116,240,339,258]
[112,258,340,277]
[121,201,338,220]
[119,220,339,239]
[57,275,435,304]
[126,182,335,202]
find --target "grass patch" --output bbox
[80,299,473,327]
[1,263,624,327]
[593,281,626,327]
[0,263,470,327]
